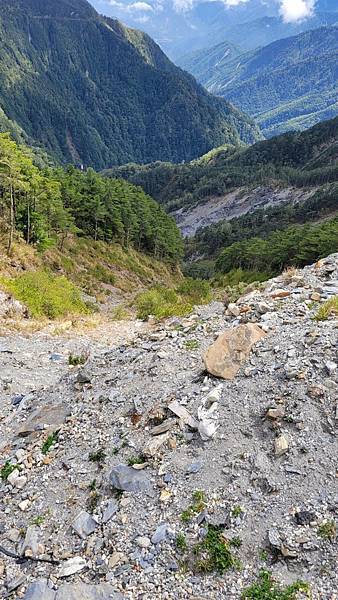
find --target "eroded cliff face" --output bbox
[0,254,337,599]
[174,186,317,237]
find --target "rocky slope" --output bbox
[0,255,337,599]
[174,186,317,238]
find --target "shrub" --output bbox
[1,271,91,319]
[176,278,212,304]
[135,287,192,320]
[135,278,211,320]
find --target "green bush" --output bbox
[135,278,212,320]
[176,278,212,304]
[135,287,192,320]
[1,271,90,319]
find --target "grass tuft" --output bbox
[135,278,211,320]
[242,570,310,599]
[42,431,59,455]
[315,296,338,321]
[0,461,17,481]
[317,520,336,541]
[194,524,241,574]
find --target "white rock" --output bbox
[59,556,87,578]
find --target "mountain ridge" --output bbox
[179,26,338,138]
[0,0,261,169]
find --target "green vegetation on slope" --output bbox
[216,218,338,276]
[0,133,183,263]
[105,117,338,213]
[180,26,338,138]
[0,0,260,169]
[0,271,90,319]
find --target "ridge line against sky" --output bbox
[97,0,317,24]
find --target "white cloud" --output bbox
[279,0,316,22]
[225,0,248,6]
[106,0,316,21]
[129,1,154,11]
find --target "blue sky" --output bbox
[91,0,317,24]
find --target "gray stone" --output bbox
[55,583,123,599]
[102,499,119,524]
[72,511,98,539]
[18,526,40,557]
[186,461,202,474]
[24,580,56,600]
[151,523,168,544]
[109,464,153,494]
[17,403,70,437]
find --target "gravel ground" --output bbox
[0,255,337,599]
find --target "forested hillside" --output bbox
[0,133,182,264]
[180,26,338,138]
[105,117,338,282]
[0,0,260,169]
[104,117,338,212]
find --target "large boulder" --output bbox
[203,323,266,380]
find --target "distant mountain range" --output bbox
[91,0,338,58]
[0,0,261,169]
[179,26,338,138]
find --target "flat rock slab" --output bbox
[23,580,55,600]
[203,323,266,380]
[23,582,124,600]
[17,403,71,438]
[109,464,153,494]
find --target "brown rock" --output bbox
[203,323,266,380]
[270,289,291,299]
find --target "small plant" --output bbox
[89,479,97,491]
[68,353,87,366]
[42,431,59,455]
[176,533,187,552]
[230,536,242,548]
[315,296,338,321]
[111,447,119,456]
[181,490,207,523]
[184,339,200,350]
[318,520,336,541]
[0,461,16,481]
[88,449,106,465]
[111,487,124,500]
[127,455,145,467]
[31,515,45,526]
[194,524,240,574]
[231,505,244,518]
[87,490,100,513]
[242,570,310,599]
[259,549,269,562]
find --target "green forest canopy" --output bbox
[0,133,183,263]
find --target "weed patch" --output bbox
[42,431,59,455]
[194,524,241,574]
[318,520,336,541]
[242,570,310,599]
[0,461,17,481]
[315,296,338,321]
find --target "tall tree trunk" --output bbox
[7,180,14,255]
[27,196,31,244]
